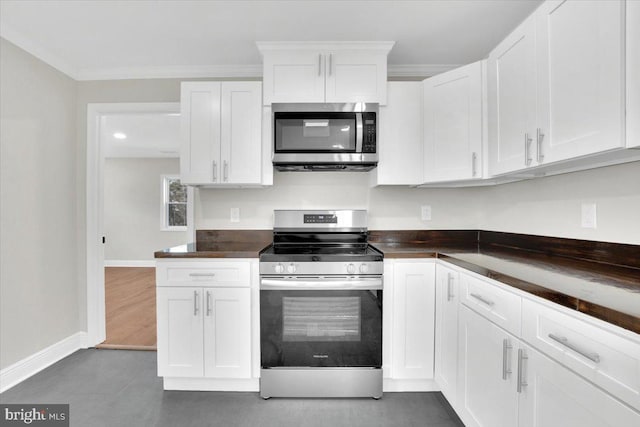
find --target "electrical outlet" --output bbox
[230,207,240,223]
[581,203,597,229]
[421,205,432,221]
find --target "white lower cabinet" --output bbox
[157,286,251,379]
[156,259,257,391]
[434,263,460,404]
[383,260,436,390]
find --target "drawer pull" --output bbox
[548,333,600,363]
[189,273,216,277]
[470,293,494,307]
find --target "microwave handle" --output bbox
[355,113,363,153]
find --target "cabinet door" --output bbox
[203,287,251,378]
[391,262,435,379]
[180,82,221,184]
[157,287,204,377]
[536,0,624,163]
[374,82,423,185]
[262,51,325,104]
[434,264,460,405]
[325,51,387,104]
[457,306,518,427]
[220,82,263,184]
[424,61,483,182]
[627,0,640,148]
[487,15,537,176]
[519,344,640,427]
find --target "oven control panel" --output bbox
[260,261,383,276]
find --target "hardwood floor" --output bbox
[98,267,157,350]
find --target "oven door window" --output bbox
[274,112,356,152]
[261,290,382,368]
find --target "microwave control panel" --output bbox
[362,112,377,153]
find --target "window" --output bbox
[161,175,188,230]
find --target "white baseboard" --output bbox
[104,260,156,267]
[163,377,259,392]
[383,378,440,392]
[0,331,88,393]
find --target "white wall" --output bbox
[104,158,188,261]
[0,38,79,369]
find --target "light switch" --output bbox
[581,203,597,229]
[230,207,240,223]
[421,205,432,221]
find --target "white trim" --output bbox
[388,64,461,78]
[0,332,88,393]
[163,377,259,392]
[86,102,180,347]
[104,260,157,268]
[76,64,263,81]
[383,378,439,392]
[0,23,79,79]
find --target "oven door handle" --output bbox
[260,277,383,291]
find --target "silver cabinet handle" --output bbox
[517,348,528,393]
[471,152,477,177]
[536,128,545,163]
[524,133,533,166]
[318,54,322,76]
[446,273,454,301]
[189,273,216,277]
[223,160,229,182]
[548,333,600,363]
[193,290,199,316]
[212,160,217,182]
[206,290,212,316]
[470,293,494,307]
[502,339,513,380]
[329,53,333,76]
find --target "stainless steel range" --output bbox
[259,210,383,399]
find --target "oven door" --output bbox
[260,277,382,369]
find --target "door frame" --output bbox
[85,102,191,346]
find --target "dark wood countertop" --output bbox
[155,229,640,335]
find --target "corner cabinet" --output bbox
[257,42,394,105]
[383,259,437,391]
[488,0,626,176]
[422,61,484,183]
[434,263,460,405]
[180,81,268,186]
[155,259,259,391]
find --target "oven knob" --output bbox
[287,263,297,274]
[359,263,369,274]
[274,263,285,274]
[347,263,356,274]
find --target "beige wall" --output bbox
[104,158,187,260]
[0,38,78,369]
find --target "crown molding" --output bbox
[256,41,395,53]
[1,24,79,79]
[387,64,461,78]
[75,64,263,81]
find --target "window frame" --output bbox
[161,174,188,231]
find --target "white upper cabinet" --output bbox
[423,61,484,183]
[181,81,264,186]
[488,1,626,176]
[258,42,393,105]
[628,0,640,148]
[487,15,537,176]
[372,82,423,186]
[535,0,624,163]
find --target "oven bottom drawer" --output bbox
[260,368,382,399]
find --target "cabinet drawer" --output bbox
[460,273,521,336]
[156,261,251,287]
[522,298,640,411]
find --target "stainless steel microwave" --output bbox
[272,103,379,172]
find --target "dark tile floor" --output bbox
[0,349,465,427]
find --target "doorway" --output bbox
[86,103,194,349]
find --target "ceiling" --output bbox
[0,0,542,81]
[101,113,180,158]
